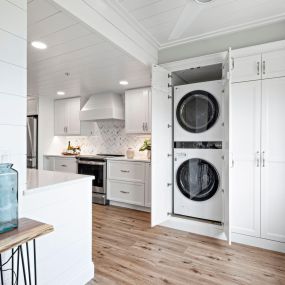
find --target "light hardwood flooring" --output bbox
[89,205,285,285]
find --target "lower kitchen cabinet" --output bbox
[107,160,151,208]
[43,156,77,173]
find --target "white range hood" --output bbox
[80,93,124,121]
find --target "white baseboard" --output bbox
[232,233,285,253]
[161,216,227,241]
[110,201,150,212]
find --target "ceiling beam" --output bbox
[51,0,158,66]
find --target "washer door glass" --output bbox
[176,158,219,201]
[176,90,219,133]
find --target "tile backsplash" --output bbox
[48,121,150,157]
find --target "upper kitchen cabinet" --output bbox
[232,54,262,83]
[262,49,285,79]
[125,88,151,134]
[54,97,80,136]
[27,97,38,116]
[232,48,285,83]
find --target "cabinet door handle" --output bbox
[256,151,260,167]
[262,61,266,75]
[142,122,145,131]
[120,170,130,173]
[145,122,148,131]
[61,164,67,167]
[167,183,172,187]
[262,151,265,167]
[120,191,130,194]
[257,62,260,75]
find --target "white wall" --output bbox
[158,20,285,64]
[0,1,27,283]
[38,96,54,169]
[0,0,27,202]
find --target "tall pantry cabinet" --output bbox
[231,48,285,243]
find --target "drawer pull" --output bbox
[61,165,67,167]
[120,170,130,173]
[120,191,130,194]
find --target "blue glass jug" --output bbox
[0,163,18,234]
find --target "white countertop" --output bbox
[25,169,93,195]
[44,154,151,163]
[106,156,151,163]
[44,154,79,158]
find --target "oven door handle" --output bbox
[77,161,106,166]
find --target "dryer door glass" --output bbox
[176,158,219,201]
[176,90,219,133]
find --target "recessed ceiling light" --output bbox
[119,81,128,86]
[194,0,214,4]
[57,91,65,96]
[31,41,47,49]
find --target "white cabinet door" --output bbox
[232,54,261,83]
[54,99,67,135]
[54,98,80,136]
[27,97,38,116]
[261,77,285,242]
[262,49,285,79]
[145,163,151,208]
[151,65,172,226]
[125,88,150,134]
[67,97,80,135]
[54,157,77,173]
[231,81,261,237]
[223,49,232,244]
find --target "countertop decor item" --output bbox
[126,148,135,159]
[62,141,81,155]
[139,139,151,160]
[0,163,18,234]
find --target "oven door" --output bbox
[77,160,106,194]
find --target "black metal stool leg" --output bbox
[11,249,14,285]
[19,246,27,285]
[0,254,4,285]
[16,246,20,284]
[33,240,37,285]
[26,243,32,285]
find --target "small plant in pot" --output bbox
[139,139,151,159]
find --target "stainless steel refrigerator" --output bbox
[27,115,38,169]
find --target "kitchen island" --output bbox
[21,169,94,285]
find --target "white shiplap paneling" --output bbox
[28,0,151,98]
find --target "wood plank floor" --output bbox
[89,205,285,285]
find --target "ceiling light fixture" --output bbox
[194,0,214,4]
[119,81,129,86]
[57,91,65,96]
[31,41,47,50]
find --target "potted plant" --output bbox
[139,139,151,159]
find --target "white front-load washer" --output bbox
[174,80,223,142]
[174,144,223,222]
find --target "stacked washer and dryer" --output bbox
[173,80,224,223]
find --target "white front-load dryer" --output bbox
[174,80,223,142]
[174,145,223,222]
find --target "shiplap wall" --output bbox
[0,0,27,205]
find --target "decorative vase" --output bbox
[0,163,18,234]
[126,148,135,159]
[147,150,151,160]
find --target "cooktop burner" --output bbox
[96,154,124,157]
[77,154,124,160]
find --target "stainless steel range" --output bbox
[77,154,124,205]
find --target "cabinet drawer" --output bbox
[107,180,144,206]
[108,161,145,183]
[54,158,77,173]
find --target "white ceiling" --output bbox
[28,0,151,98]
[118,0,285,47]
